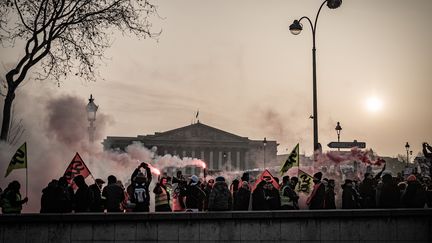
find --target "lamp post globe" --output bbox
[86,94,98,122]
[327,0,342,9]
[405,142,410,165]
[289,20,302,35]
[86,94,98,143]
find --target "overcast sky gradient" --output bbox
[1,0,432,157]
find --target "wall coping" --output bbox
[1,209,431,223]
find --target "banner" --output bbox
[295,169,314,194]
[63,152,91,184]
[280,143,299,175]
[252,169,280,191]
[5,142,27,177]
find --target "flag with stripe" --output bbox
[280,143,299,175]
[5,142,27,177]
[63,152,91,185]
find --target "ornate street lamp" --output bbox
[263,137,267,169]
[405,142,410,165]
[289,0,342,152]
[335,121,342,151]
[86,94,98,143]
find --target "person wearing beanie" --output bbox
[185,175,206,211]
[235,181,251,210]
[208,176,232,211]
[306,172,326,209]
[401,174,427,208]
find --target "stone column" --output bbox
[236,150,241,170]
[209,151,214,170]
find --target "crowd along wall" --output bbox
[0,209,431,242]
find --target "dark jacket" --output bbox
[402,181,427,208]
[203,185,212,210]
[89,184,104,212]
[324,187,336,209]
[130,167,152,212]
[264,187,281,210]
[378,175,400,208]
[208,181,232,211]
[308,182,325,209]
[342,185,358,209]
[185,184,206,210]
[252,181,267,210]
[235,187,251,210]
[102,183,125,212]
[73,184,93,212]
[359,178,376,208]
[41,180,62,213]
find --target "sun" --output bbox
[366,96,383,112]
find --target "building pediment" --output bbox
[141,122,248,143]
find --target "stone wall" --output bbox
[0,209,431,242]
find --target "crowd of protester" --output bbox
[1,161,432,214]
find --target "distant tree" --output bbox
[0,0,160,141]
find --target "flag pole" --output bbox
[25,142,28,199]
[25,166,28,198]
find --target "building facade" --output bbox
[102,122,277,173]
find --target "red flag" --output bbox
[63,152,91,185]
[252,169,280,191]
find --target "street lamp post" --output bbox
[405,142,410,165]
[289,0,342,152]
[263,137,267,169]
[335,121,342,151]
[86,94,98,143]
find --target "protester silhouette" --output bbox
[130,162,152,212]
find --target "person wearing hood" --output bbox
[235,181,251,210]
[306,172,326,209]
[208,176,232,211]
[130,162,152,212]
[252,180,267,210]
[401,175,427,208]
[1,180,28,214]
[185,175,206,211]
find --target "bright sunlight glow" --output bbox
[366,96,383,112]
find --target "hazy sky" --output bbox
[1,0,432,157]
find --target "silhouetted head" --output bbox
[58,176,68,187]
[241,172,250,182]
[382,174,393,184]
[73,175,86,187]
[313,172,322,182]
[8,180,21,192]
[108,175,117,184]
[282,176,290,185]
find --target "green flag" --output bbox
[5,142,27,177]
[280,143,299,175]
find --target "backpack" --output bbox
[133,183,148,204]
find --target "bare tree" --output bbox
[0,0,160,141]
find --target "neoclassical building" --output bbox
[102,122,277,172]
